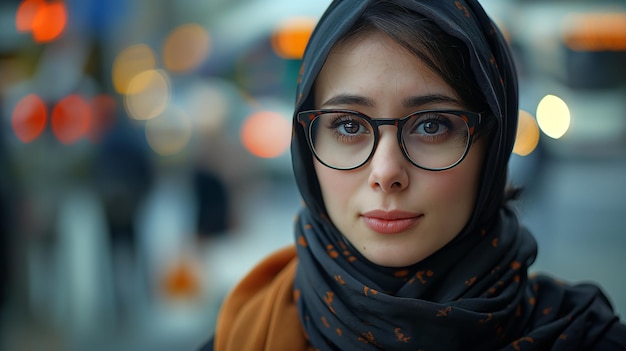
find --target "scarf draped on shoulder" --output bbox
[293,206,619,350]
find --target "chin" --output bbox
[362,247,426,268]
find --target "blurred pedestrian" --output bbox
[193,166,230,240]
[93,124,153,313]
[200,0,626,350]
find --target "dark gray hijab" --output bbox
[290,0,624,350]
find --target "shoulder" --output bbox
[226,245,298,300]
[210,245,303,350]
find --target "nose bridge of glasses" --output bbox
[373,118,401,128]
[373,118,406,152]
[371,121,405,162]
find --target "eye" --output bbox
[333,115,367,135]
[403,112,468,146]
[412,115,451,136]
[316,112,373,146]
[419,120,447,135]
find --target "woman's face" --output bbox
[313,31,486,267]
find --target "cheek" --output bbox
[314,161,359,214]
[433,171,479,211]
[436,143,485,214]
[418,141,484,229]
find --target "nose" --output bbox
[367,127,410,192]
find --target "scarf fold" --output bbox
[293,206,619,350]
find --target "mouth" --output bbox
[360,210,422,235]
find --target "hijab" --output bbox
[289,0,621,350]
[211,1,622,350]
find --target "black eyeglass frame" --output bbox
[297,109,482,171]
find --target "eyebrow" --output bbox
[403,94,462,109]
[321,94,375,108]
[320,93,462,109]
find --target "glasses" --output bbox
[297,109,482,171]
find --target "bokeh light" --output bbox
[536,94,571,139]
[563,13,626,52]
[15,0,43,32]
[162,23,211,74]
[16,0,67,43]
[12,94,47,143]
[112,44,157,94]
[51,94,92,145]
[160,258,202,301]
[124,69,171,121]
[31,1,67,43]
[271,17,317,59]
[145,106,192,156]
[513,110,540,156]
[184,81,230,136]
[240,111,291,158]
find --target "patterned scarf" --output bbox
[294,205,618,350]
[288,0,622,350]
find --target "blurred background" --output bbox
[0,0,625,350]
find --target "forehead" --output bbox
[313,31,461,110]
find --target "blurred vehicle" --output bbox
[508,0,626,159]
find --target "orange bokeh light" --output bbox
[16,0,67,43]
[513,110,540,157]
[12,94,47,143]
[563,13,626,52]
[15,0,44,32]
[241,111,291,158]
[32,2,67,43]
[162,23,211,73]
[271,17,317,60]
[161,259,201,300]
[112,44,158,95]
[51,94,92,145]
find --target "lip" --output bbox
[360,210,422,235]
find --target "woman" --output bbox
[200,0,626,350]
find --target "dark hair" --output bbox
[334,0,497,141]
